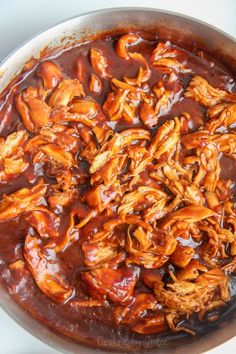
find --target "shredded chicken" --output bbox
[114,292,158,325]
[37,60,62,89]
[148,117,181,159]
[0,180,47,221]
[90,48,110,78]
[24,234,74,302]
[15,87,51,132]
[151,42,192,74]
[155,269,228,316]
[207,103,236,132]
[185,76,236,107]
[0,130,29,179]
[116,33,140,60]
[48,79,85,108]
[132,313,167,334]
[82,267,139,303]
[24,207,60,238]
[1,33,235,339]
[89,73,102,94]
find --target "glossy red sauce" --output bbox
[0,32,235,351]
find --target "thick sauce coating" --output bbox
[0,32,236,351]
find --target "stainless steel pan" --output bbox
[0,7,235,353]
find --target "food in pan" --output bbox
[0,31,235,349]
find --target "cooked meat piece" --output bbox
[82,267,139,303]
[185,76,236,107]
[90,48,109,78]
[0,180,47,221]
[37,61,62,89]
[24,234,74,302]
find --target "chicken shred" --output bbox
[0,34,235,339]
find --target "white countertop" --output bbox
[0,0,235,353]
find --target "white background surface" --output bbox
[0,0,235,353]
